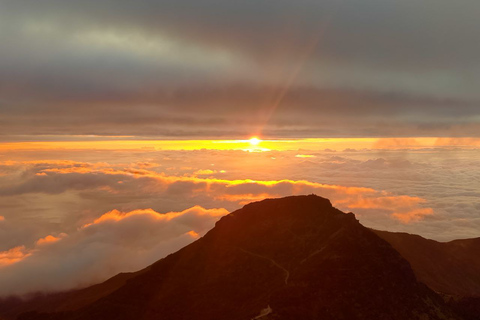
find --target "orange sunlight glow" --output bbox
[2,137,480,152]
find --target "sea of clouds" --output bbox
[0,146,479,296]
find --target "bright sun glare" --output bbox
[249,137,261,146]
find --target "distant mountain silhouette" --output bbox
[373,230,480,297]
[2,195,473,319]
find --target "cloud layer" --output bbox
[0,159,433,224]
[1,0,480,137]
[1,146,479,296]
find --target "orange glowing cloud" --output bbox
[392,208,434,223]
[0,246,31,267]
[30,164,377,196]
[36,234,66,246]
[335,195,433,223]
[2,160,435,225]
[0,234,68,267]
[338,196,427,210]
[83,206,228,228]
[194,169,217,176]
[433,138,480,148]
[186,230,200,239]
[373,138,425,149]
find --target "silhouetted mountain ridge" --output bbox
[373,230,480,297]
[3,195,472,319]
[15,195,463,319]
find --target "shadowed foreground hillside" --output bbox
[12,195,462,320]
[0,271,143,320]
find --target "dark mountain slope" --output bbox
[373,230,480,297]
[449,296,480,320]
[0,270,145,320]
[19,195,459,320]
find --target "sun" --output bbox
[249,137,261,146]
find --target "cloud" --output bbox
[392,208,434,224]
[193,169,217,176]
[1,1,480,137]
[0,157,434,295]
[0,246,31,267]
[336,196,434,223]
[0,85,479,138]
[0,161,434,225]
[0,206,227,296]
[36,234,66,246]
[1,147,479,296]
[3,0,480,71]
[295,154,316,158]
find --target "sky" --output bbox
[1,0,480,138]
[1,0,480,297]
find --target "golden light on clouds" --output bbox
[2,160,432,225]
[2,137,480,152]
[1,0,480,300]
[2,143,478,296]
[0,246,31,267]
[82,206,228,229]
[36,235,63,246]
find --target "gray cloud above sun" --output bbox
[1,0,480,138]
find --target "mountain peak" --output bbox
[237,194,335,216]
[15,195,459,320]
[212,194,356,238]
